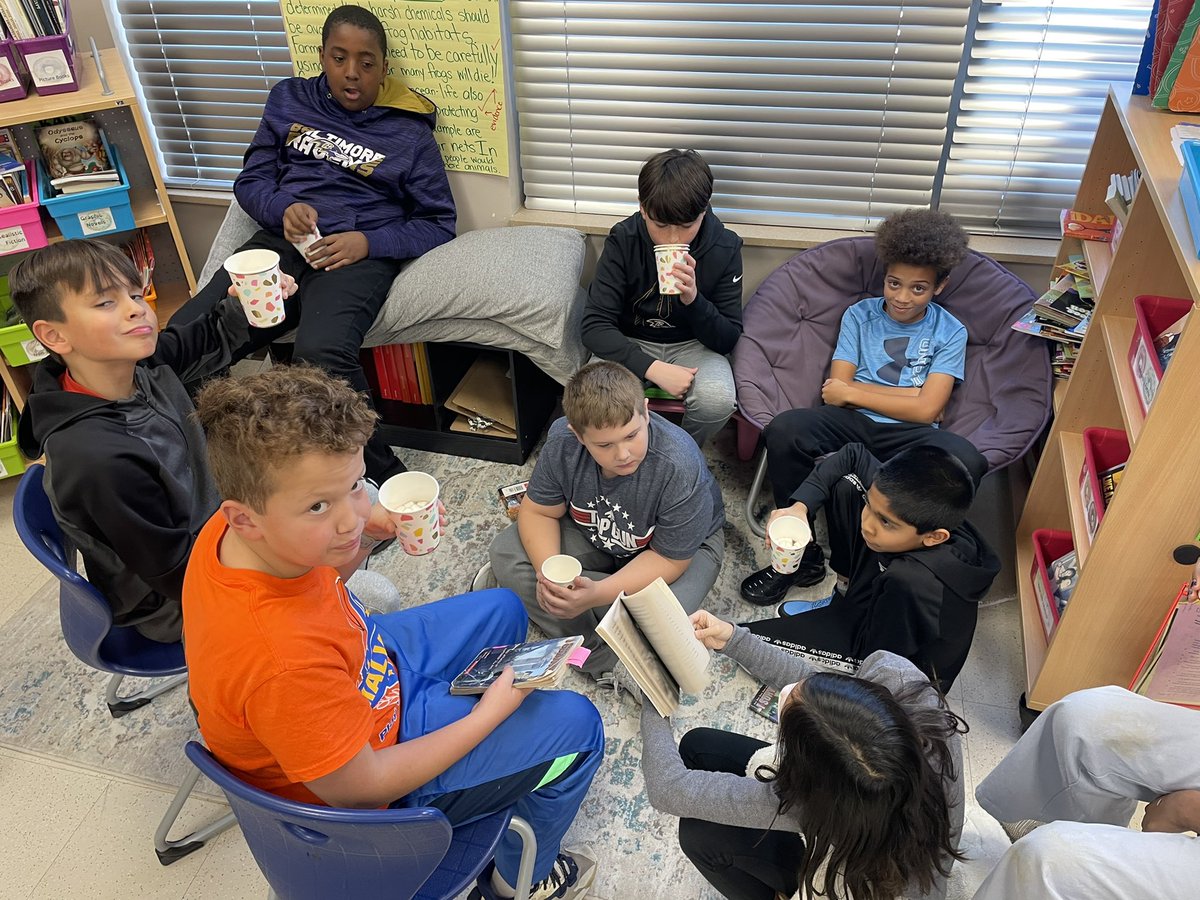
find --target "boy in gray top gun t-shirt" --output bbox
[489,361,725,678]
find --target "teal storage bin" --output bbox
[37,145,135,239]
[1180,140,1200,260]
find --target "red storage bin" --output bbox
[1128,294,1193,414]
[1079,427,1130,545]
[1031,529,1075,640]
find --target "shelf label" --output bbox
[0,458,7,478]
[21,338,48,362]
[1131,337,1159,413]
[1032,563,1055,639]
[0,225,29,254]
[24,49,75,90]
[77,208,116,235]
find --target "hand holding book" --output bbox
[690,609,734,651]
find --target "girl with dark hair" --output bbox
[640,609,965,900]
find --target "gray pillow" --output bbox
[371,226,586,349]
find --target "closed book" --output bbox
[413,343,433,405]
[1151,0,1197,95]
[1130,585,1200,708]
[400,343,420,404]
[377,346,399,400]
[1134,0,1159,95]
[449,636,585,695]
[1155,1,1200,108]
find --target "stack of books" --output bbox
[0,127,27,208]
[1012,254,1094,377]
[123,229,156,311]
[1105,168,1141,226]
[36,119,121,195]
[0,0,67,40]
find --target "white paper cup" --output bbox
[379,472,441,556]
[768,515,812,574]
[223,249,286,328]
[653,243,689,295]
[541,554,582,586]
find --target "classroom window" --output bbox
[107,0,1153,238]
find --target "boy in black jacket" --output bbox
[9,240,307,642]
[581,149,743,447]
[746,443,1000,692]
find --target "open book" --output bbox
[449,636,584,695]
[595,577,710,716]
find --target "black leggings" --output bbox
[677,727,804,900]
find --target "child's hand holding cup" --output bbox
[654,243,690,294]
[224,248,286,327]
[767,515,812,574]
[541,554,582,587]
[379,472,442,555]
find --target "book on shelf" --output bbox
[36,120,117,184]
[0,128,21,168]
[50,172,121,194]
[123,229,156,306]
[399,342,419,404]
[449,636,585,695]
[1130,585,1200,708]
[1155,1,1200,110]
[1156,310,1190,371]
[1060,209,1114,242]
[0,0,37,40]
[1012,309,1088,344]
[0,165,28,208]
[595,576,711,717]
[1171,124,1200,164]
[1098,461,1126,509]
[1032,274,1093,328]
[1150,0,1196,95]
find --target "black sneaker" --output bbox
[740,546,826,606]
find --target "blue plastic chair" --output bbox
[12,463,235,864]
[184,741,537,900]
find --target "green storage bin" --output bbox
[0,285,48,367]
[0,409,24,480]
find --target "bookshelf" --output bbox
[0,47,195,413]
[1016,87,1200,713]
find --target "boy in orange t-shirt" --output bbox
[184,365,604,900]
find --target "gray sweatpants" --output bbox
[599,339,736,447]
[974,685,1200,899]
[488,518,724,676]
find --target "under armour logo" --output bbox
[875,337,910,385]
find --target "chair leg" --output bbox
[154,764,237,865]
[105,671,188,718]
[507,815,537,900]
[745,450,769,539]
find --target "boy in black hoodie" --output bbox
[11,239,325,643]
[581,149,743,447]
[746,443,999,692]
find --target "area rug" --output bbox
[0,426,1007,898]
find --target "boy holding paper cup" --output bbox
[172,5,456,485]
[747,443,999,692]
[488,361,726,681]
[581,149,744,447]
[8,238,306,643]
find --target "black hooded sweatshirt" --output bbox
[581,209,744,378]
[750,444,1001,692]
[17,297,248,642]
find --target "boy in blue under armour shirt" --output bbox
[741,208,988,605]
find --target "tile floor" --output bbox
[0,468,1030,899]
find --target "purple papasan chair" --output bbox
[731,235,1052,536]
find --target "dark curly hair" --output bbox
[874,208,969,284]
[760,672,966,900]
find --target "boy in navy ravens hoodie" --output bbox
[172,5,456,483]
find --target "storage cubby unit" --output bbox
[370,342,560,465]
[0,47,196,414]
[1016,88,1200,712]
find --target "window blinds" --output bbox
[108,0,293,188]
[510,1,973,230]
[939,0,1155,237]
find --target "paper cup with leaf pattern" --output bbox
[223,249,286,328]
[768,515,812,574]
[379,472,441,556]
[653,243,689,294]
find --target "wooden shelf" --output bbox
[1052,378,1068,414]
[154,281,190,328]
[1099,315,1145,445]
[0,49,136,126]
[1058,431,1090,568]
[1016,87,1200,712]
[1081,239,1113,296]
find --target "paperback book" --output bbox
[595,577,711,717]
[36,120,116,184]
